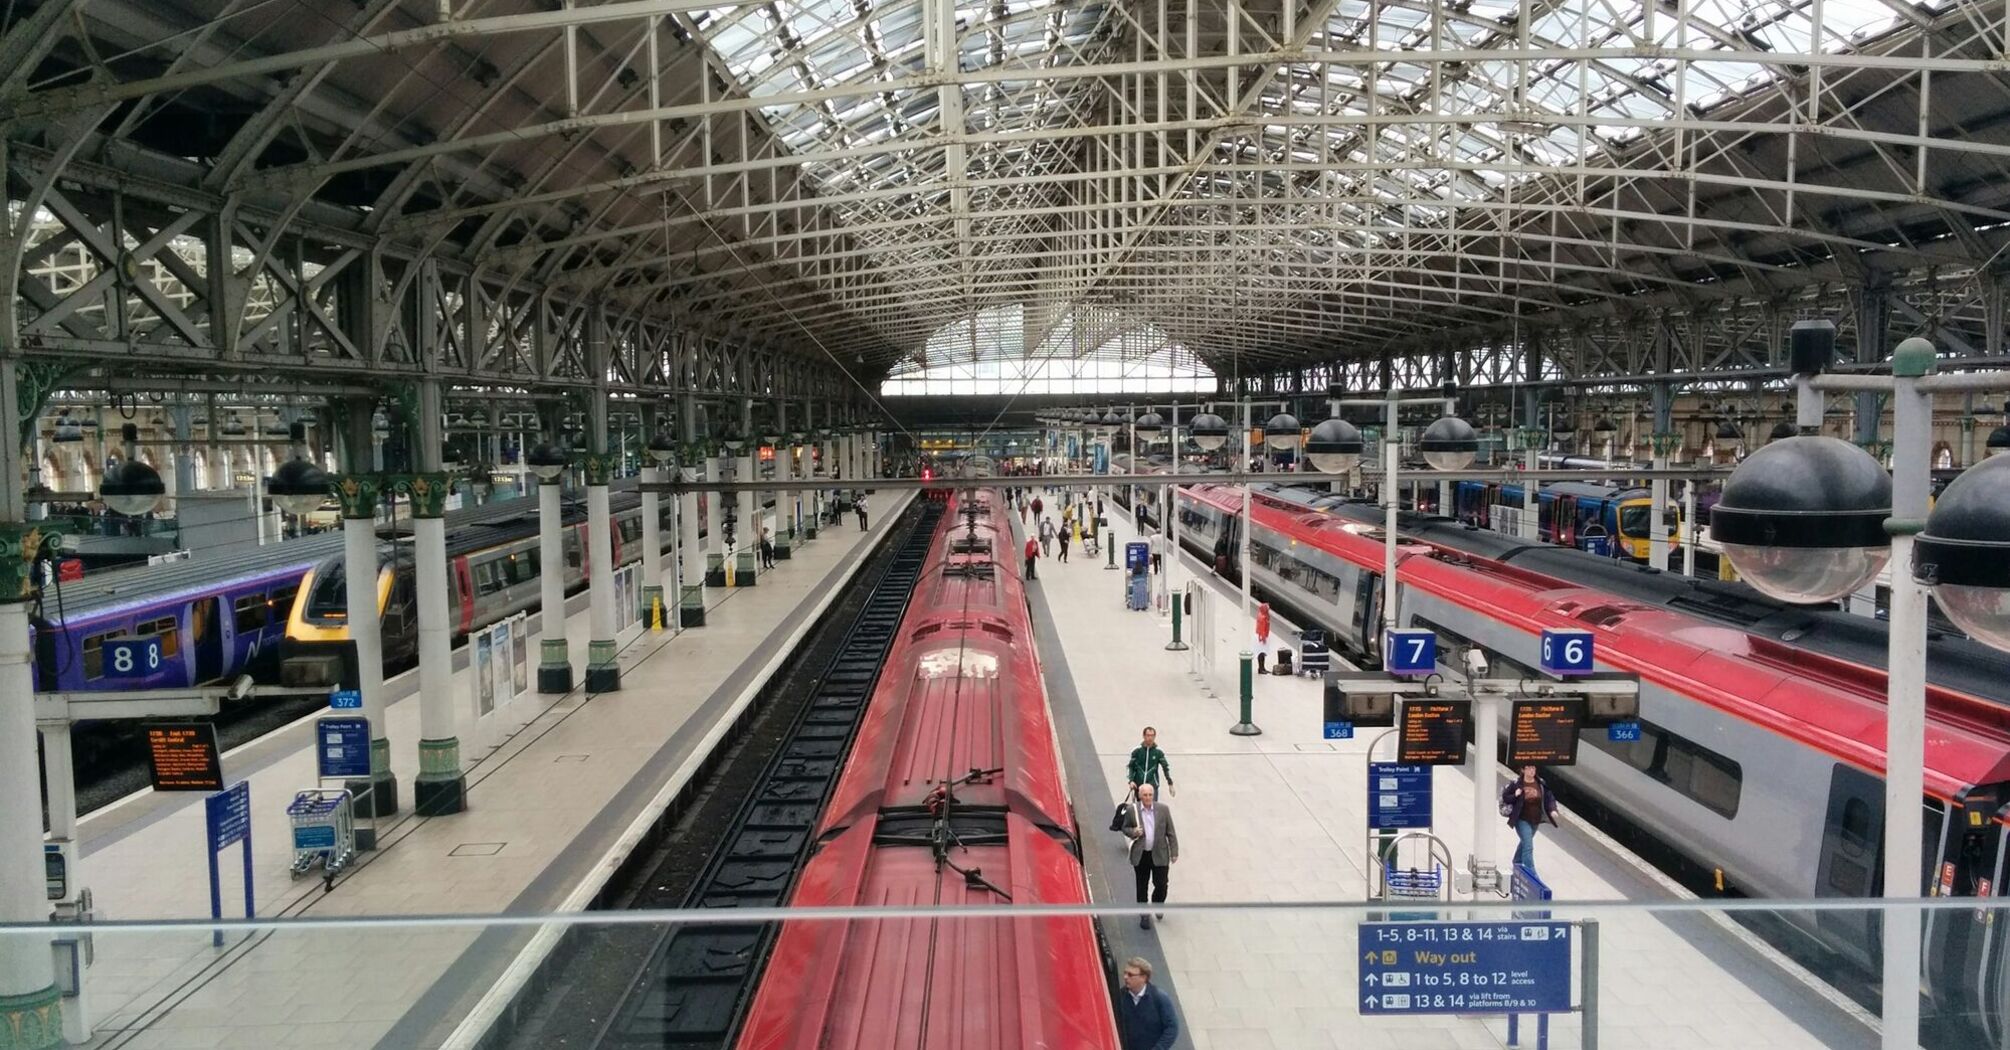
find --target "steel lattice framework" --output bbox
[3,0,2009,401]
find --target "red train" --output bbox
[737,489,1119,1050]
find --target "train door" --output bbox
[1816,764,1885,968]
[1354,572,1379,658]
[191,597,225,684]
[1555,496,1577,547]
[1922,786,2003,1033]
[383,571,418,661]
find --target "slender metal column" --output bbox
[335,473,397,818]
[0,355,61,1045]
[536,470,573,693]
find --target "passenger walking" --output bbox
[1117,957,1180,1050]
[1126,727,1173,792]
[1057,527,1070,562]
[1040,516,1056,555]
[1018,496,1029,523]
[1031,495,1044,521]
[758,526,775,570]
[1024,535,1040,580]
[1124,783,1178,929]
[1500,765,1560,874]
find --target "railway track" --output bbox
[495,496,945,1050]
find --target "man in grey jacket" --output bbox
[1125,782,1179,929]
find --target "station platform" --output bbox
[1016,491,1881,1050]
[62,490,916,1050]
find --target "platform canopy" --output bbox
[3,0,2006,390]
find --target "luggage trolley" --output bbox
[288,789,356,886]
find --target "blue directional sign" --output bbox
[1607,721,1642,742]
[329,689,363,710]
[1539,628,1595,676]
[1368,763,1433,830]
[203,781,253,948]
[205,781,251,852]
[1385,629,1437,676]
[316,716,371,779]
[103,635,164,679]
[1324,721,1355,740]
[1358,921,1573,1014]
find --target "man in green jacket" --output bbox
[1126,726,1174,794]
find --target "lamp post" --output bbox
[1713,324,2010,1050]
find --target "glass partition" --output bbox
[1,898,1998,1049]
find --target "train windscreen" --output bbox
[304,567,349,619]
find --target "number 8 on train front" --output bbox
[1539,628,1595,676]
[1384,629,1436,676]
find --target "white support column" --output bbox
[1382,399,1401,637]
[341,493,397,818]
[678,457,704,624]
[705,453,726,587]
[1471,691,1501,893]
[640,464,664,624]
[536,475,573,693]
[0,594,61,1048]
[1521,433,1540,541]
[1681,483,1697,577]
[1881,355,1933,1050]
[411,487,464,814]
[733,451,757,584]
[584,453,620,691]
[773,436,794,557]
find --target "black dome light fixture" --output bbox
[1264,411,1301,451]
[267,422,331,517]
[1417,415,1480,471]
[1188,409,1229,452]
[647,428,678,467]
[99,423,166,516]
[1914,453,2010,650]
[1135,410,1165,441]
[1304,417,1364,473]
[526,438,571,482]
[1709,434,1892,604]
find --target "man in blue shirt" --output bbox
[1116,957,1179,1050]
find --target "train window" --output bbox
[82,630,116,680]
[1584,718,1742,819]
[143,616,180,659]
[305,570,348,618]
[234,595,269,633]
[1838,797,1874,851]
[472,560,505,597]
[618,519,641,545]
[564,534,583,570]
[269,585,298,621]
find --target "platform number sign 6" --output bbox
[1540,628,1595,677]
[1385,629,1437,676]
[105,635,164,679]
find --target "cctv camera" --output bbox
[1463,647,1489,679]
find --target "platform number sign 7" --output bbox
[1385,629,1437,676]
[105,635,164,679]
[1540,628,1595,677]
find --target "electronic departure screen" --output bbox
[146,722,224,792]
[1508,700,1584,766]
[1398,698,1473,765]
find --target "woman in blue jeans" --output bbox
[1499,765,1560,874]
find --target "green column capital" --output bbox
[1650,431,1684,456]
[0,523,55,602]
[398,472,452,518]
[334,473,386,519]
[1514,426,1548,452]
[581,451,618,487]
